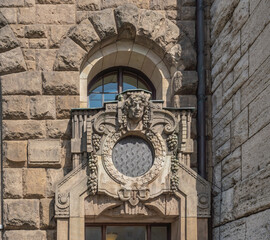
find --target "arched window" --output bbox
[88,67,156,108]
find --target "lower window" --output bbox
[85,224,170,240]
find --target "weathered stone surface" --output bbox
[3,168,23,198]
[4,230,46,240]
[181,7,196,20]
[0,12,8,28]
[231,0,249,32]
[1,71,42,95]
[233,165,270,218]
[56,96,80,119]
[179,36,196,70]
[232,90,241,118]
[2,96,29,119]
[222,168,241,191]
[245,209,270,240]
[219,219,246,240]
[212,99,232,127]
[0,47,27,75]
[77,0,100,10]
[212,194,221,226]
[47,230,57,240]
[23,168,46,198]
[36,49,57,71]
[213,110,232,138]
[28,140,61,167]
[25,25,47,38]
[30,96,56,120]
[215,140,230,164]
[53,38,86,71]
[37,0,74,3]
[3,141,27,165]
[36,5,75,24]
[231,107,248,151]
[1,8,17,24]
[61,140,72,168]
[222,147,241,177]
[242,123,270,180]
[29,39,48,49]
[212,124,230,153]
[48,25,70,48]
[3,120,46,140]
[213,162,221,195]
[0,0,24,7]
[46,168,64,197]
[69,19,100,51]
[46,120,71,139]
[249,84,270,137]
[17,7,35,24]
[212,84,222,115]
[4,199,40,229]
[220,188,234,223]
[89,9,117,39]
[0,26,19,53]
[42,71,79,95]
[40,198,55,228]
[241,0,270,54]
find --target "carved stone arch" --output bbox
[0,12,27,76]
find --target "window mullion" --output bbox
[118,67,123,93]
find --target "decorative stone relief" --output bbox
[55,192,70,218]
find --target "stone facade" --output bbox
[0,0,269,239]
[210,0,270,239]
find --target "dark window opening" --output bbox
[88,67,156,108]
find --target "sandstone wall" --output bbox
[210,0,270,239]
[0,0,205,239]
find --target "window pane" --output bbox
[138,80,148,91]
[104,73,118,93]
[106,226,146,240]
[85,227,102,240]
[89,93,103,108]
[151,226,167,240]
[104,93,117,102]
[123,74,137,91]
[89,79,103,92]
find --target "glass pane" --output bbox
[85,227,102,240]
[89,79,103,92]
[138,80,148,91]
[104,93,117,102]
[104,73,118,93]
[89,93,103,108]
[106,226,146,240]
[151,226,167,240]
[123,74,137,91]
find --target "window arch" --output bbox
[88,67,156,108]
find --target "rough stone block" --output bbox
[181,7,196,20]
[212,194,221,226]
[28,140,61,167]
[220,188,234,223]
[249,22,270,77]
[89,9,117,40]
[53,38,86,71]
[232,90,241,118]
[2,96,29,119]
[17,7,35,24]
[212,99,232,127]
[3,141,27,165]
[241,0,270,54]
[25,25,47,38]
[36,49,57,71]
[23,168,46,198]
[3,168,23,198]
[62,140,72,168]
[231,107,248,151]
[0,8,17,24]
[0,47,27,75]
[46,168,64,197]
[214,140,230,164]
[4,230,46,240]
[212,84,223,115]
[69,19,100,52]
[213,125,230,152]
[29,38,47,49]
[40,198,55,228]
[0,12,8,28]
[42,71,80,95]
[36,5,75,24]
[48,25,70,48]
[242,123,270,179]
[222,147,241,178]
[30,96,56,120]
[56,96,80,119]
[231,0,249,32]
[4,199,40,229]
[46,119,71,139]
[222,168,241,191]
[3,120,46,140]
[77,0,100,10]
[233,165,270,218]
[47,230,57,240]
[245,209,270,240]
[213,162,221,195]
[249,84,270,136]
[0,0,24,7]
[219,219,246,240]
[213,111,232,138]
[0,26,19,53]
[1,71,42,95]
